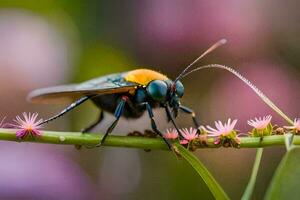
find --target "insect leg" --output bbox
[96,96,128,147]
[81,111,104,133]
[145,103,172,149]
[165,106,183,139]
[179,105,200,128]
[39,96,90,125]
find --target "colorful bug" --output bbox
[28,39,226,149]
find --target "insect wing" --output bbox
[28,73,137,104]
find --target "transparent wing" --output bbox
[28,73,137,104]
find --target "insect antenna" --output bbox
[181,64,293,124]
[174,39,227,83]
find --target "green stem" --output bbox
[241,148,264,200]
[1,129,300,149]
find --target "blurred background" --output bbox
[0,0,299,199]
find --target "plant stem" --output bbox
[241,148,264,200]
[1,128,300,150]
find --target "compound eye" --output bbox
[146,80,168,102]
[175,81,184,98]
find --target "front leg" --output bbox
[144,102,172,149]
[179,105,200,128]
[165,106,183,139]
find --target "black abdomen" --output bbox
[91,94,146,118]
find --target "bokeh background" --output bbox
[0,0,299,199]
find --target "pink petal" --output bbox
[32,130,42,137]
[180,140,189,145]
[214,138,221,145]
[16,130,27,139]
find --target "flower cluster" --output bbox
[163,119,240,148]
[163,127,201,149]
[163,128,197,142]
[163,114,284,149]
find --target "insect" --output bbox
[28,39,226,149]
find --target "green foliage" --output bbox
[175,144,230,200]
[74,44,134,82]
[0,0,57,13]
[265,147,300,200]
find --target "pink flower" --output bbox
[247,115,272,130]
[202,118,238,136]
[180,140,189,145]
[180,127,198,141]
[284,118,300,132]
[12,112,43,139]
[163,128,179,140]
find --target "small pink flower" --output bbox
[180,127,198,141]
[202,118,238,136]
[163,128,179,140]
[247,115,272,130]
[12,112,43,139]
[180,139,189,145]
[284,118,300,132]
